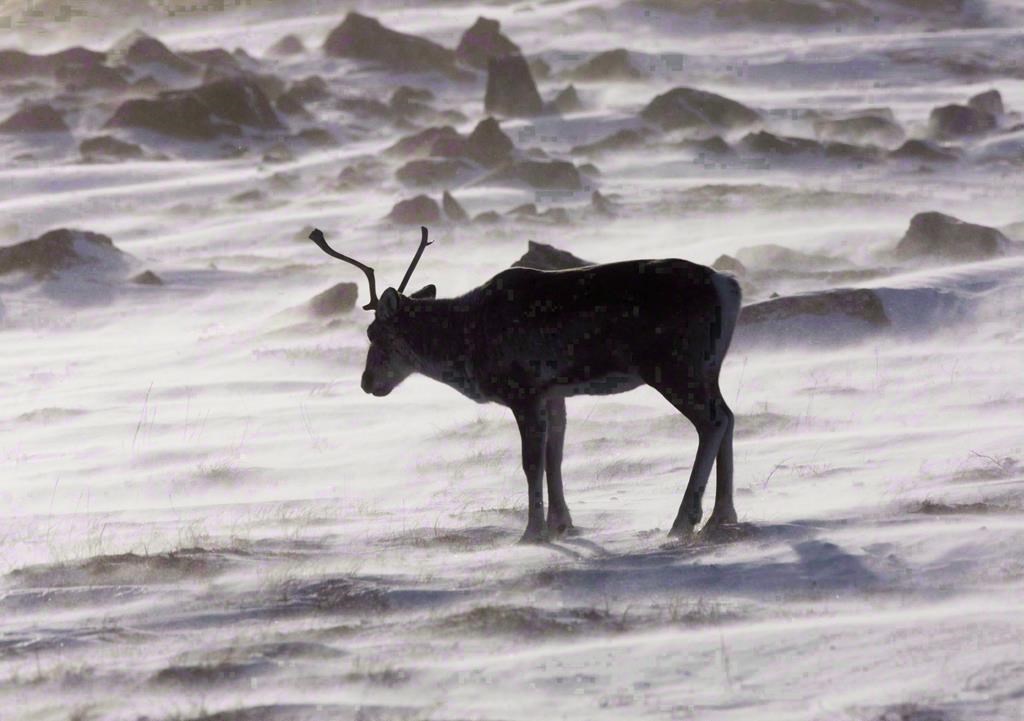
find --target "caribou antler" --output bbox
[308,228,379,310]
[397,226,433,294]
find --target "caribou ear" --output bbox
[377,287,401,319]
[409,284,436,300]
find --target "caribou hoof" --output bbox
[546,509,575,537]
[666,522,697,539]
[518,523,549,544]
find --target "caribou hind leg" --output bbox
[704,409,738,529]
[511,399,549,543]
[649,374,732,538]
[544,397,574,536]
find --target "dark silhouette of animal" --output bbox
[309,227,742,542]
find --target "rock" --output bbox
[735,244,842,271]
[111,31,199,76]
[455,17,522,69]
[185,48,245,74]
[442,191,469,223]
[0,47,104,79]
[570,49,645,81]
[0,229,125,279]
[296,128,335,146]
[390,86,434,118]
[132,270,164,285]
[680,135,734,155]
[512,240,592,270]
[507,203,538,217]
[641,86,759,132]
[739,131,821,156]
[591,190,614,216]
[275,92,308,117]
[309,282,359,316]
[387,126,461,157]
[105,76,283,140]
[262,143,293,164]
[740,289,890,329]
[323,12,458,75]
[465,116,514,167]
[473,211,501,224]
[894,211,1012,262]
[335,95,392,120]
[396,158,469,187]
[968,89,1004,116]
[201,67,286,101]
[712,255,747,275]
[578,162,601,176]
[0,103,69,133]
[552,85,582,114]
[80,135,144,161]
[268,34,305,56]
[484,160,583,190]
[288,76,330,103]
[485,54,543,117]
[55,61,129,92]
[541,207,570,224]
[928,104,996,140]
[571,128,646,156]
[813,115,904,146]
[889,139,959,162]
[229,189,265,203]
[387,195,442,225]
[337,159,383,189]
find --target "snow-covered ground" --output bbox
[1,2,1022,719]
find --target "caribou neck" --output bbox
[402,297,481,399]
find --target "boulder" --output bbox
[55,61,129,92]
[465,116,514,167]
[387,195,442,225]
[928,104,996,140]
[0,229,126,280]
[390,86,434,118]
[473,211,501,224]
[484,160,583,190]
[105,76,283,140]
[512,240,592,270]
[735,244,841,271]
[968,89,1003,117]
[0,103,69,133]
[268,34,305,56]
[455,17,521,69]
[387,125,460,157]
[131,270,164,285]
[712,255,747,275]
[679,135,734,155]
[309,282,359,316]
[282,76,329,104]
[641,87,759,132]
[591,190,615,216]
[739,131,821,156]
[0,47,105,79]
[442,191,469,223]
[813,114,905,146]
[889,139,959,162]
[894,211,1012,262]
[80,135,144,161]
[552,85,582,114]
[396,158,470,187]
[323,12,458,75]
[111,31,199,76]
[571,128,646,156]
[740,289,890,330]
[485,54,543,117]
[570,49,645,81]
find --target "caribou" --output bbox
[309,227,742,542]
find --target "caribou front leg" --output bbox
[512,400,548,543]
[545,398,574,536]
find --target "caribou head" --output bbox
[308,226,435,397]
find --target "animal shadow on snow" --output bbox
[542,521,880,599]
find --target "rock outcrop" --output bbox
[570,49,646,81]
[512,240,591,270]
[0,104,69,133]
[387,195,442,225]
[928,104,996,140]
[105,76,283,140]
[455,17,521,69]
[309,282,359,316]
[0,229,126,280]
[641,87,759,132]
[485,55,543,117]
[442,191,469,223]
[484,160,583,190]
[80,135,144,161]
[894,212,1012,262]
[323,12,458,76]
